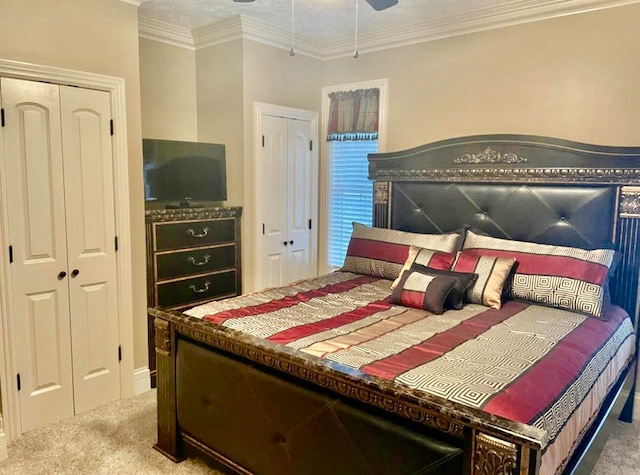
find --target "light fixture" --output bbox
[289,0,296,56]
[353,0,359,58]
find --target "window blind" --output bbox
[327,140,378,268]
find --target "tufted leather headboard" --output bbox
[390,183,615,250]
[368,134,640,321]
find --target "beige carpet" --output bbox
[0,389,637,474]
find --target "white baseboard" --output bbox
[134,367,151,395]
[0,423,7,460]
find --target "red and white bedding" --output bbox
[185,271,636,475]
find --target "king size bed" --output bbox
[151,135,640,475]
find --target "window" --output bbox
[327,140,378,268]
[322,80,386,272]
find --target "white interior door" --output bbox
[60,85,120,414]
[259,112,316,289]
[285,118,312,284]
[1,78,74,432]
[261,115,288,288]
[1,78,121,433]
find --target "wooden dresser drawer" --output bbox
[154,218,235,251]
[156,270,237,309]
[156,244,236,281]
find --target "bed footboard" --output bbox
[153,313,549,475]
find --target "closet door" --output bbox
[261,115,288,288]
[1,78,74,432]
[259,114,315,289]
[60,86,120,414]
[284,118,312,284]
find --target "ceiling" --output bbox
[137,0,636,57]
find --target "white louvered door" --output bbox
[1,77,120,433]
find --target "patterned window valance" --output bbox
[327,88,379,141]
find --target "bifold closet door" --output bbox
[2,78,75,432]
[59,86,120,415]
[1,77,120,433]
[260,115,313,289]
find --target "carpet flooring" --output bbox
[0,389,637,474]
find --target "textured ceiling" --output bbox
[139,0,522,42]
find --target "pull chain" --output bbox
[290,0,296,56]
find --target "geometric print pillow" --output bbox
[391,245,457,289]
[451,251,516,309]
[390,268,460,315]
[341,223,461,281]
[462,230,616,318]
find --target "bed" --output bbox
[151,134,640,475]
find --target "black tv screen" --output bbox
[143,139,227,206]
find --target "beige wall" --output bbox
[241,40,324,292]
[190,39,323,291]
[0,0,147,369]
[196,40,245,206]
[139,38,198,141]
[323,3,640,151]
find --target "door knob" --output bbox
[283,241,288,246]
[58,271,67,280]
[289,240,294,245]
[71,269,80,278]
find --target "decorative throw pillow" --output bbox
[341,223,460,281]
[461,230,616,318]
[410,264,479,310]
[451,252,517,309]
[390,268,459,315]
[391,245,457,289]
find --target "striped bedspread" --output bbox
[185,271,636,474]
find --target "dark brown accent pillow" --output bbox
[410,264,478,310]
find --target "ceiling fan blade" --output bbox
[365,0,398,11]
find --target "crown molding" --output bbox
[139,16,195,50]
[139,0,640,59]
[121,0,148,6]
[191,15,323,59]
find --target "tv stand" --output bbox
[145,206,242,387]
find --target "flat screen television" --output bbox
[143,138,227,208]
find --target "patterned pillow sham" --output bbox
[451,252,516,309]
[341,223,460,281]
[391,245,457,289]
[461,230,616,318]
[390,268,459,315]
[410,264,478,310]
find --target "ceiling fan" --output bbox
[233,0,399,11]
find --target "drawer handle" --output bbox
[189,281,211,293]
[186,227,210,238]
[187,254,211,266]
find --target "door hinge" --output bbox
[8,245,13,263]
[115,236,118,252]
[262,135,265,147]
[308,219,312,230]
[17,373,21,391]
[1,108,5,127]
[262,223,265,235]
[310,140,313,151]
[110,119,114,136]
[118,345,122,362]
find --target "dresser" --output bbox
[146,206,242,386]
